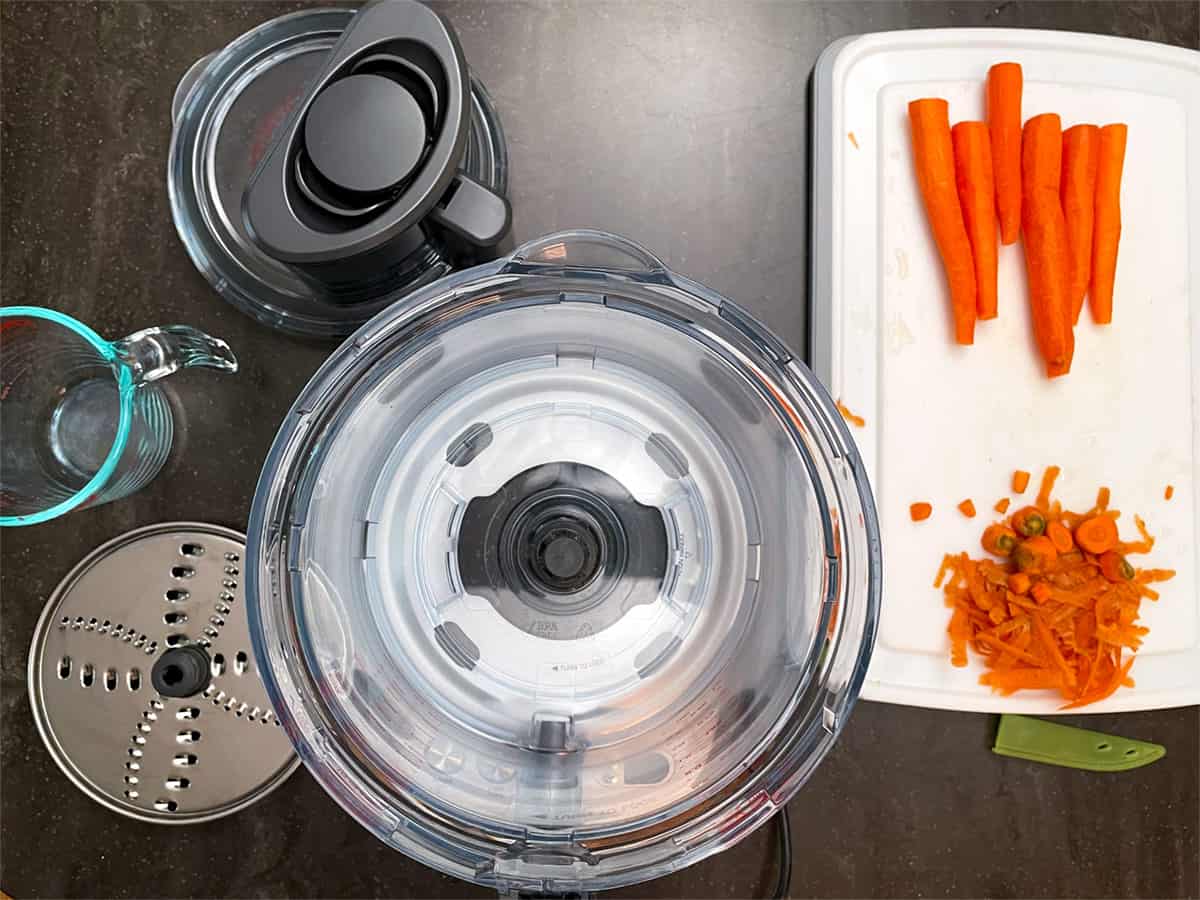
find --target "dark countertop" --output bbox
[2,2,1197,898]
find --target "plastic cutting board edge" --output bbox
[810,28,1200,713]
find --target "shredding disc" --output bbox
[28,522,298,823]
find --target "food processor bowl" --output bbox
[248,230,880,892]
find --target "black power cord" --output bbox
[772,806,793,899]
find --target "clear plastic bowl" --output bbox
[248,230,880,893]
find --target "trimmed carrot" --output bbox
[958,498,977,518]
[1011,506,1046,538]
[1021,114,1073,377]
[994,498,1011,514]
[1165,485,1174,501]
[952,121,999,319]
[1076,515,1119,554]
[1099,551,1134,583]
[1012,470,1031,494]
[1060,124,1100,324]
[1047,521,1074,553]
[910,502,933,522]
[909,98,977,344]
[981,524,1018,556]
[1035,465,1061,510]
[1014,536,1057,573]
[987,63,1023,244]
[1090,123,1127,324]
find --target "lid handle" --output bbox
[504,229,668,277]
[428,173,511,247]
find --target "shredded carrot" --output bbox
[1096,486,1111,510]
[994,497,1011,514]
[836,399,866,428]
[940,469,1171,707]
[1165,485,1174,501]
[848,131,860,150]
[1012,470,1031,494]
[910,502,933,522]
[1035,465,1060,510]
[958,499,977,518]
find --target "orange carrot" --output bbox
[1011,505,1046,537]
[1012,470,1031,494]
[1090,123,1127,324]
[952,121,999,319]
[981,524,1018,556]
[1076,516,1119,554]
[1060,124,1100,324]
[987,63,1023,245]
[1022,115,1073,377]
[1014,536,1057,573]
[1099,551,1134,583]
[1035,465,1061,511]
[1165,485,1174,501]
[1047,521,1074,553]
[994,498,1011,514]
[958,499,977,518]
[910,502,933,522]
[1096,486,1111,510]
[836,399,866,428]
[909,98,977,345]
[1007,572,1031,595]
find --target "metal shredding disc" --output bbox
[29,522,299,823]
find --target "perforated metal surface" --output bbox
[28,522,298,823]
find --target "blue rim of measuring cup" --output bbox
[0,306,134,526]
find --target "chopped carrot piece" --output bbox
[836,399,866,428]
[910,502,933,522]
[1096,486,1111,510]
[994,498,1011,514]
[1011,506,1046,537]
[1076,516,1119,554]
[1012,470,1031,494]
[1046,521,1074,554]
[958,499,977,518]
[938,472,1171,707]
[1165,485,1174,501]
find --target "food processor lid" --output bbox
[248,230,880,892]
[168,4,508,338]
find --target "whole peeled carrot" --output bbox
[987,63,1023,245]
[1090,123,1128,325]
[1061,124,1100,324]
[952,121,998,319]
[1021,113,1072,377]
[909,98,977,345]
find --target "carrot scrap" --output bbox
[909,98,977,345]
[1060,124,1100,324]
[958,499,977,518]
[1096,486,1111,510]
[1035,465,1061,510]
[1021,114,1073,377]
[994,498,1011,514]
[1012,470,1031,494]
[848,131,860,150]
[987,62,1023,245]
[1165,485,1174,501]
[910,502,933,522]
[1090,123,1127,325]
[939,469,1172,707]
[836,399,866,428]
[952,121,999,319]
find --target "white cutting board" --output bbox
[811,29,1200,713]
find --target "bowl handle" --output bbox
[503,229,669,279]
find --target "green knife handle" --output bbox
[993,714,1165,772]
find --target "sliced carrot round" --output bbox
[1046,521,1074,553]
[1075,515,1119,554]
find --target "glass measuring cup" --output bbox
[0,307,237,526]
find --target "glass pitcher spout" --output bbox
[114,325,238,384]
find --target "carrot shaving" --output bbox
[1035,465,1060,510]
[938,469,1172,707]
[836,399,865,428]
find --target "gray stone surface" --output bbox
[2,2,1198,897]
